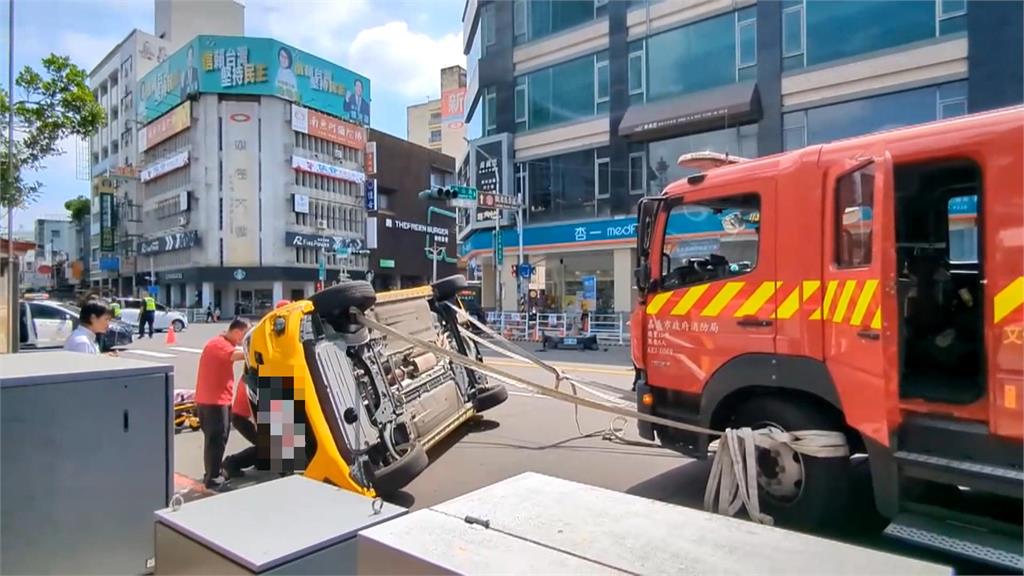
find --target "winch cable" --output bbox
[356,309,849,526]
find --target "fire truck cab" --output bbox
[632,107,1023,568]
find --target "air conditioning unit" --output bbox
[316,219,328,230]
[177,215,188,226]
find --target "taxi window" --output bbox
[660,193,760,290]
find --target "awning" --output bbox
[619,81,761,141]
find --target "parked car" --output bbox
[19,301,133,352]
[115,298,189,332]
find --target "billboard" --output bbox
[99,193,115,252]
[222,101,260,266]
[441,87,466,128]
[138,35,371,125]
[139,101,191,152]
[291,105,365,149]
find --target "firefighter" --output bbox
[139,294,157,339]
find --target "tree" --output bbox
[64,195,91,223]
[1,54,106,209]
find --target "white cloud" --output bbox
[58,31,125,71]
[347,21,463,100]
[245,0,373,61]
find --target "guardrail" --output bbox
[484,311,629,345]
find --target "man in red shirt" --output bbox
[195,318,250,491]
[223,299,289,479]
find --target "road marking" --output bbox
[170,346,204,354]
[124,349,177,358]
[485,359,632,376]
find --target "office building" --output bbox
[407,65,469,161]
[460,0,1023,313]
[155,0,244,53]
[365,129,458,291]
[134,35,372,315]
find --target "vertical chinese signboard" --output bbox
[364,141,377,176]
[441,87,466,129]
[93,176,117,253]
[223,101,260,266]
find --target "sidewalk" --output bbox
[481,341,633,371]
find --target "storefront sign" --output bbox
[364,141,377,175]
[224,102,260,266]
[110,165,141,179]
[164,272,184,281]
[285,232,368,254]
[383,217,449,240]
[478,192,520,211]
[99,193,115,252]
[441,87,466,129]
[293,193,310,214]
[137,230,201,256]
[379,259,395,269]
[365,179,377,211]
[140,150,190,182]
[139,101,191,152]
[99,256,120,272]
[138,35,371,125]
[291,105,365,149]
[292,154,366,184]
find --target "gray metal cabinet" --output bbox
[1,352,174,575]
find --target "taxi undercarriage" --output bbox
[243,275,507,496]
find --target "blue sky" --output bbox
[1,0,465,231]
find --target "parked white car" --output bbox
[116,298,189,332]
[19,300,134,350]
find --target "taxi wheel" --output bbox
[472,384,509,413]
[310,281,377,313]
[371,442,429,497]
[733,396,850,532]
[432,275,468,301]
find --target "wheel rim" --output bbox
[173,320,184,331]
[753,421,805,505]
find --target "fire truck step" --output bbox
[884,513,1023,571]
[895,451,1024,499]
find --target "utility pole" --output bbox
[6,0,17,353]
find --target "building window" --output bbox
[782,0,805,71]
[628,41,645,105]
[646,10,753,103]
[835,163,874,268]
[791,0,967,72]
[514,76,528,130]
[429,111,442,125]
[938,0,967,35]
[520,50,602,132]
[783,81,968,150]
[595,156,610,200]
[516,0,596,45]
[484,86,497,135]
[429,129,442,143]
[948,195,978,263]
[645,124,759,196]
[736,7,757,81]
[514,0,528,43]
[482,3,497,54]
[595,51,610,114]
[629,151,646,195]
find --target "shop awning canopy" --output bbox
[619,81,761,141]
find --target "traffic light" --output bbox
[418,185,478,202]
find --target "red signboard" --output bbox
[441,87,466,126]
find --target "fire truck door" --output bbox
[644,183,776,395]
[822,154,898,448]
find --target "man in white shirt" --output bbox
[64,301,113,355]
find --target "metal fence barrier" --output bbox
[484,311,628,345]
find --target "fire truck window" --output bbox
[947,194,978,263]
[661,193,760,290]
[835,164,875,268]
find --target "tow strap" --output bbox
[355,307,849,526]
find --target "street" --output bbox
[119,322,993,574]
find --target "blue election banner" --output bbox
[138,36,371,125]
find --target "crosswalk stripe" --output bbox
[124,349,176,358]
[170,346,204,354]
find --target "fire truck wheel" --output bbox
[432,274,468,301]
[370,442,429,497]
[472,384,509,413]
[733,396,850,531]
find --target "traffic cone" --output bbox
[166,324,177,345]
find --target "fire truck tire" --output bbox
[370,442,429,496]
[472,384,509,412]
[432,275,468,301]
[733,396,849,531]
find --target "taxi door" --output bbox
[644,178,777,394]
[821,153,898,448]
